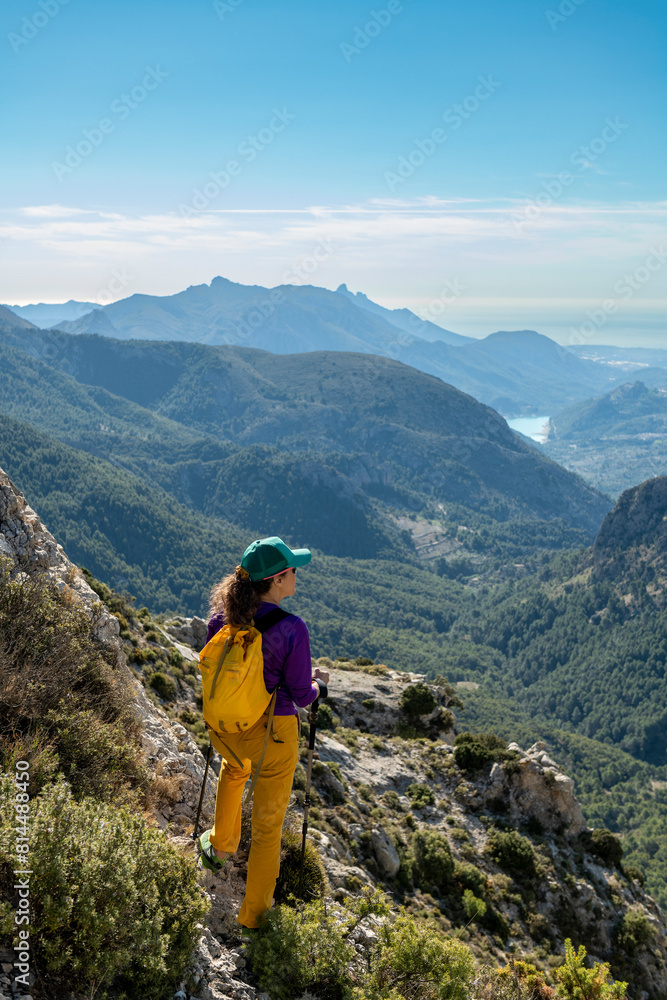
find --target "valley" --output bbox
[2,296,667,917]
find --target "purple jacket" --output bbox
[206,602,319,716]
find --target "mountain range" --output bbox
[0,319,609,535]
[8,277,662,415]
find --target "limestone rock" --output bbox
[371,826,400,877]
[166,615,209,651]
[0,467,123,665]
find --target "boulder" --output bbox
[371,826,400,877]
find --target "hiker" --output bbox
[198,536,329,931]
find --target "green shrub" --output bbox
[461,888,487,922]
[43,706,146,801]
[362,910,475,1000]
[80,567,137,623]
[400,683,437,721]
[486,829,536,879]
[496,960,553,998]
[292,763,307,791]
[0,560,134,728]
[555,939,627,998]
[453,861,486,897]
[615,910,654,954]
[129,647,150,664]
[411,829,454,893]
[0,562,143,805]
[453,732,513,773]
[623,864,644,886]
[383,790,402,812]
[0,778,208,999]
[406,782,435,809]
[0,734,60,798]
[317,702,338,730]
[274,827,328,904]
[248,890,390,1000]
[149,671,177,701]
[356,657,375,666]
[328,761,345,784]
[588,828,624,868]
[169,648,186,669]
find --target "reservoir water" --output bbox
[506,416,550,442]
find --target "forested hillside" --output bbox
[545,382,667,496]
[1,326,609,533]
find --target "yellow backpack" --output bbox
[198,608,289,777]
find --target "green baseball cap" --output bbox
[241,536,312,582]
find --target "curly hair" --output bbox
[209,565,275,628]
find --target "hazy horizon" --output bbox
[2,0,665,350]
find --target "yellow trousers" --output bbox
[208,711,299,928]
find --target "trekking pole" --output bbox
[192,743,213,841]
[298,697,319,898]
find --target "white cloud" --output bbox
[20,204,90,218]
[2,197,666,347]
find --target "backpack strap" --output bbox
[254,607,290,633]
[209,634,234,701]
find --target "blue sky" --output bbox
[2,0,665,346]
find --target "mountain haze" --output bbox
[335,282,472,346]
[10,275,636,414]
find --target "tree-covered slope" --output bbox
[0,344,411,560]
[4,326,610,535]
[0,415,471,661]
[543,382,667,498]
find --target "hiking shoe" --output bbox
[199,829,228,873]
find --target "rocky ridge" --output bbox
[593,476,667,607]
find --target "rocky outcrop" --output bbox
[166,616,209,652]
[483,741,585,835]
[594,476,667,568]
[0,468,122,659]
[593,475,667,607]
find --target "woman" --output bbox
[198,535,329,931]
